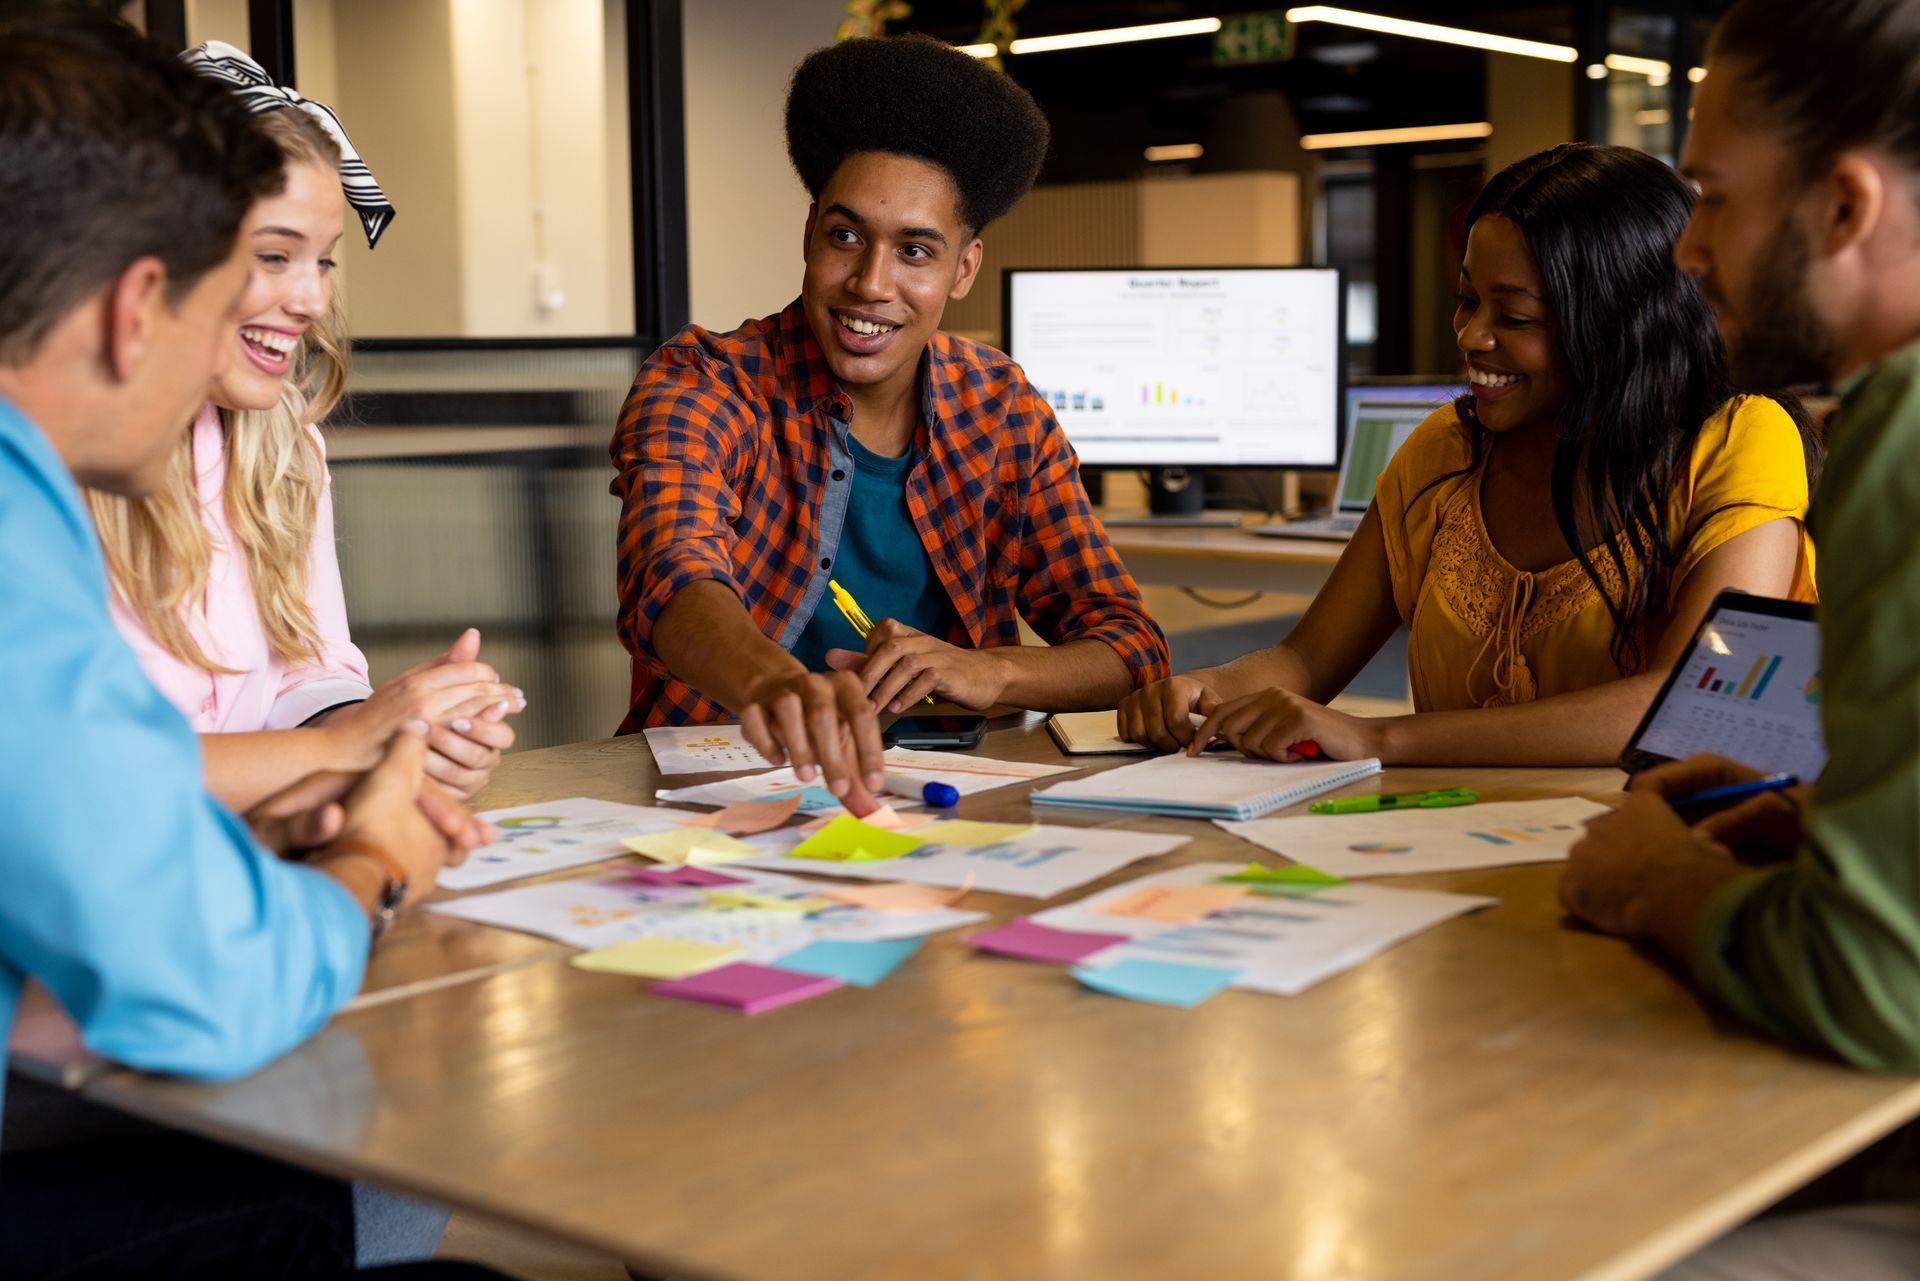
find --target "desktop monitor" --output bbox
[1002,267,1346,471]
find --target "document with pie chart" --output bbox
[1217,797,1612,878]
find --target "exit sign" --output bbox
[1214,11,1293,65]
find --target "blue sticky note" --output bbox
[1071,958,1242,1008]
[774,937,923,988]
[766,786,846,814]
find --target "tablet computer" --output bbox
[1619,590,1825,777]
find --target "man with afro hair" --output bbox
[610,35,1168,805]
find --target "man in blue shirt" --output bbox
[0,20,496,1279]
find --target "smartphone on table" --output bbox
[882,714,987,750]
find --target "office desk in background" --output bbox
[1105,518,1345,593]
[16,722,1920,1281]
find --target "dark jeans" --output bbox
[0,1127,505,1281]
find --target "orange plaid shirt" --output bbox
[610,301,1169,731]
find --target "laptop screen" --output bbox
[1336,385,1461,512]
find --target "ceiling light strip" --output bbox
[1145,143,1206,162]
[1300,121,1493,150]
[1006,18,1223,56]
[1285,5,1576,62]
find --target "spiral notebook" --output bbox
[1030,753,1383,821]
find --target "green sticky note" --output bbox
[621,828,759,866]
[786,814,926,862]
[1215,862,1346,887]
[568,935,743,979]
[915,819,1036,847]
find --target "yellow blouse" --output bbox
[1375,396,1817,712]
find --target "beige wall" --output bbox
[1485,53,1574,177]
[682,0,846,333]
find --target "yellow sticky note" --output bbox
[787,814,926,862]
[701,889,831,913]
[1092,883,1248,924]
[568,935,743,979]
[915,819,1035,847]
[621,828,760,866]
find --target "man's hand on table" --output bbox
[738,667,885,816]
[825,619,1012,713]
[1560,778,1751,961]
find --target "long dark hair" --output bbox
[1444,143,1816,670]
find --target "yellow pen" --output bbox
[828,578,935,705]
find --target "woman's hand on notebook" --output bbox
[1187,688,1382,763]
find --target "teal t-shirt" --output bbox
[789,435,958,671]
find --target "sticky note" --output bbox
[621,828,760,866]
[775,937,921,988]
[787,814,926,862]
[700,889,831,913]
[1072,958,1242,1007]
[823,881,968,911]
[673,793,802,835]
[915,820,1036,847]
[650,962,842,1014]
[1215,862,1346,886]
[1091,883,1247,923]
[619,865,748,888]
[967,917,1130,965]
[568,936,743,979]
[764,786,847,814]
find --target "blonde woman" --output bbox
[90,45,523,812]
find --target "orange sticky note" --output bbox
[674,793,803,835]
[823,880,971,911]
[1091,883,1248,924]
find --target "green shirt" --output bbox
[788,434,959,673]
[1691,335,1920,1071]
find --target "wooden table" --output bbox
[1106,521,1345,593]
[28,720,1920,1281]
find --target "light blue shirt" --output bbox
[0,394,368,1125]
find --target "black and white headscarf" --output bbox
[182,40,396,249]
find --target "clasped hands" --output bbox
[738,620,1009,814]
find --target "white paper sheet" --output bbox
[731,824,1188,898]
[657,747,1077,812]
[641,724,774,775]
[1218,798,1612,879]
[428,865,985,958]
[1032,862,1496,995]
[439,798,690,891]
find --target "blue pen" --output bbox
[1667,773,1798,813]
[882,772,960,808]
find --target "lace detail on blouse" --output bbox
[1428,488,1638,705]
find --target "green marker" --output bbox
[1308,787,1479,815]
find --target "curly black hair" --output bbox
[785,34,1049,234]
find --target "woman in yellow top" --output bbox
[1118,143,1819,766]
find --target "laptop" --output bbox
[1619,590,1825,778]
[1253,381,1461,540]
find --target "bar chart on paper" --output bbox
[1635,608,1827,779]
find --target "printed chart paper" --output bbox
[1033,862,1496,995]
[657,748,1076,812]
[643,724,775,775]
[1219,798,1612,879]
[428,865,985,961]
[732,824,1188,899]
[442,798,691,891]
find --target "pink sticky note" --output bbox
[967,917,1130,965]
[650,962,843,1014]
[673,793,803,835]
[620,864,749,888]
